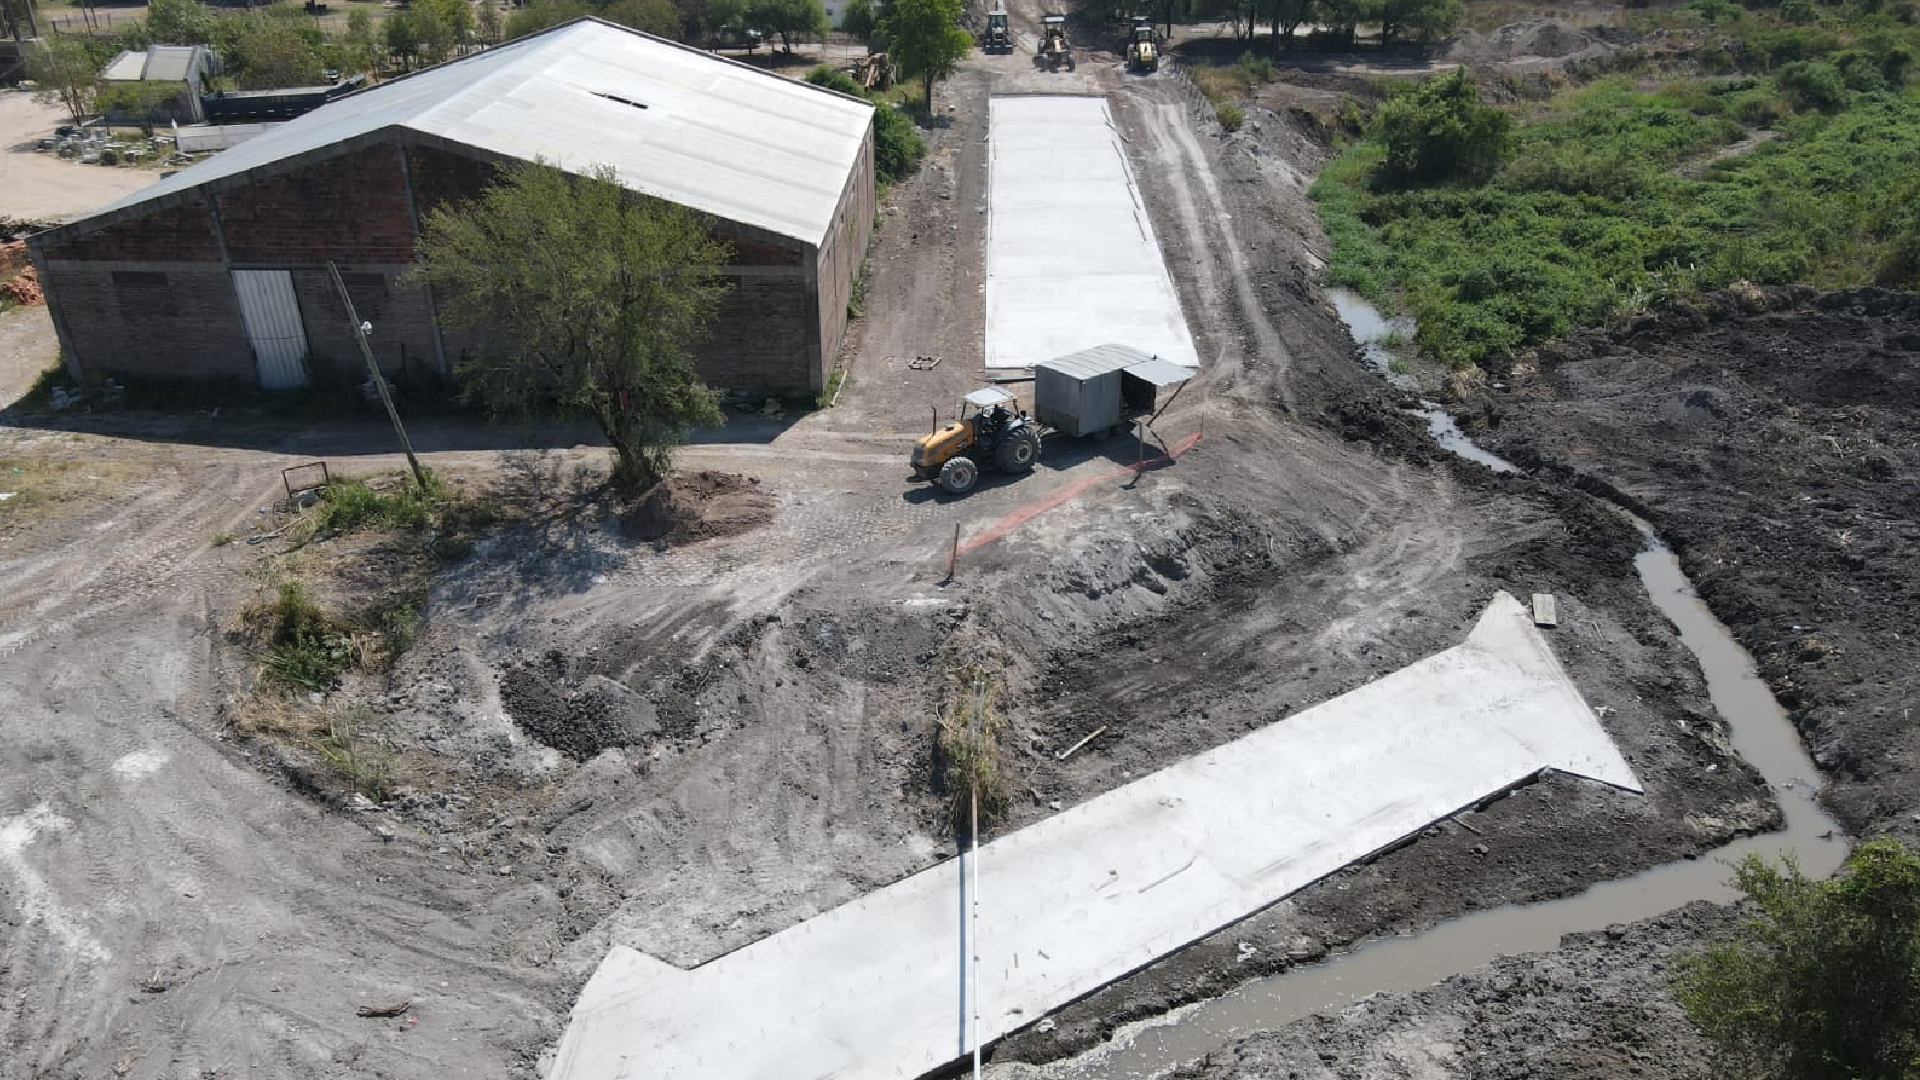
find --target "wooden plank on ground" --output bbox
[1531,592,1558,628]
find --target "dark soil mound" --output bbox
[620,471,774,545]
[1469,286,1920,837]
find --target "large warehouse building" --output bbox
[30,18,877,395]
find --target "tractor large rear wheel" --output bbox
[995,428,1039,472]
[938,456,980,495]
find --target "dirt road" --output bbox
[0,48,1784,1080]
[0,94,162,222]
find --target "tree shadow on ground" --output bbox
[436,449,629,605]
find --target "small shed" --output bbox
[1033,344,1193,437]
[99,45,218,124]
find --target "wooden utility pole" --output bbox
[327,261,430,492]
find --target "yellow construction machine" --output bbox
[909,387,1041,495]
[1126,17,1159,73]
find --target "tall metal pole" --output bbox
[328,261,430,492]
[969,677,983,1080]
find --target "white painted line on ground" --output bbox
[985,96,1200,372]
[551,592,1638,1080]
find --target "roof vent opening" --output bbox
[593,91,650,111]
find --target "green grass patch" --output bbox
[1315,45,1920,366]
[250,581,363,692]
[815,367,847,410]
[306,472,445,536]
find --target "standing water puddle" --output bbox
[1031,295,1848,1080]
[1328,288,1518,473]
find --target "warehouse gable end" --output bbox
[30,18,879,396]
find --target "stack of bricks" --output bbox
[1,265,43,306]
[0,242,41,305]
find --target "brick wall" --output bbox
[36,261,256,382]
[697,276,813,390]
[216,142,415,266]
[405,143,493,223]
[814,124,877,392]
[42,202,223,264]
[36,132,860,394]
[290,265,442,385]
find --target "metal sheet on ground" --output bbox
[550,593,1639,1080]
[985,96,1199,372]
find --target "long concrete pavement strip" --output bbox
[550,592,1640,1080]
[984,95,1200,374]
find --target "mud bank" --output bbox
[1463,286,1920,839]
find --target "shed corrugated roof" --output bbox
[142,46,202,81]
[100,50,149,82]
[76,19,873,247]
[102,45,204,82]
[1124,357,1194,388]
[1035,343,1162,381]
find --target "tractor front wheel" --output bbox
[938,456,980,495]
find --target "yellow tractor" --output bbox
[910,386,1041,495]
[1126,17,1158,73]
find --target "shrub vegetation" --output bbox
[1313,3,1920,366]
[1674,839,1920,1080]
[806,65,928,186]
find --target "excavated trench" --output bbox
[1018,295,1851,1080]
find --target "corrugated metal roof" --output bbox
[102,45,205,82]
[101,50,148,82]
[1124,357,1194,388]
[80,20,873,247]
[1035,343,1161,381]
[143,46,202,82]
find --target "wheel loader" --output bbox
[1126,17,1158,73]
[1039,14,1074,71]
[909,386,1041,495]
[981,7,1012,54]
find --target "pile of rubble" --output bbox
[0,240,42,306]
[2,264,44,307]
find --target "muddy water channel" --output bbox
[1033,294,1849,1079]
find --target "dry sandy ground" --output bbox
[0,301,59,407]
[0,93,161,222]
[0,38,1784,1080]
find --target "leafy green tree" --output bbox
[1360,0,1458,46]
[145,0,218,45]
[97,79,184,128]
[1375,67,1510,186]
[28,35,99,126]
[805,63,925,183]
[603,0,684,36]
[504,0,589,40]
[746,0,826,50]
[476,0,503,44]
[330,7,383,74]
[228,7,325,89]
[385,7,422,68]
[410,162,730,495]
[840,0,875,40]
[705,0,749,34]
[414,0,471,61]
[878,0,970,113]
[1674,839,1920,1080]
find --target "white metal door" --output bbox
[231,269,309,389]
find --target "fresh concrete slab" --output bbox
[550,593,1639,1080]
[985,96,1200,373]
